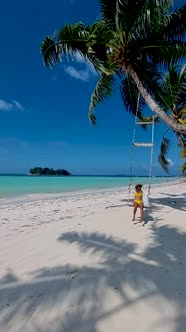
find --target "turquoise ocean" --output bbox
[0,175,176,198]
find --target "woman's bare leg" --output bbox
[139,203,144,222]
[132,202,138,222]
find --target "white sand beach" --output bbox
[0,180,186,332]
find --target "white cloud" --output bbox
[11,100,25,111]
[167,159,174,167]
[0,100,13,112]
[63,52,97,82]
[88,62,98,75]
[73,53,97,73]
[0,99,25,112]
[64,66,90,81]
[73,52,86,63]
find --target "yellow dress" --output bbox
[134,191,143,205]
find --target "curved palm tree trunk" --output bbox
[127,65,186,134]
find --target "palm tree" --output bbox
[41,0,186,134]
[155,65,186,172]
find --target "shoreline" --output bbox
[0,178,185,239]
[0,177,183,206]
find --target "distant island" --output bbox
[29,167,71,176]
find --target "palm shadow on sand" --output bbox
[121,193,186,210]
[120,192,186,225]
[0,221,186,332]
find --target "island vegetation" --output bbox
[29,167,71,176]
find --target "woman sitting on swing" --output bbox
[132,183,144,224]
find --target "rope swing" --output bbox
[128,92,155,203]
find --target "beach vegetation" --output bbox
[29,167,71,176]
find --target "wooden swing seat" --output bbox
[132,142,154,147]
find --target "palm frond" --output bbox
[176,132,186,147]
[116,0,147,33]
[154,65,186,116]
[131,0,173,34]
[89,73,115,126]
[41,20,116,74]
[54,22,90,55]
[131,60,160,94]
[120,74,160,129]
[99,0,117,27]
[180,147,186,159]
[180,162,186,175]
[87,20,114,63]
[41,37,61,68]
[162,4,186,41]
[120,75,145,118]
[147,41,186,67]
[100,0,171,36]
[179,108,186,117]
[157,66,182,110]
[106,0,173,40]
[158,137,171,173]
[41,23,90,67]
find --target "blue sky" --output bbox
[0,0,183,175]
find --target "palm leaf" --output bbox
[157,66,182,110]
[86,20,114,63]
[41,37,61,68]
[130,0,172,34]
[120,75,145,118]
[41,21,115,73]
[146,40,186,66]
[116,0,147,33]
[162,4,186,41]
[180,162,186,175]
[120,75,160,129]
[41,22,96,66]
[89,74,115,126]
[176,132,186,147]
[54,22,90,55]
[180,147,186,159]
[158,137,171,173]
[99,0,117,27]
[181,107,186,114]
[116,0,172,34]
[41,23,92,68]
[100,0,171,36]
[131,60,161,95]
[155,65,186,118]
